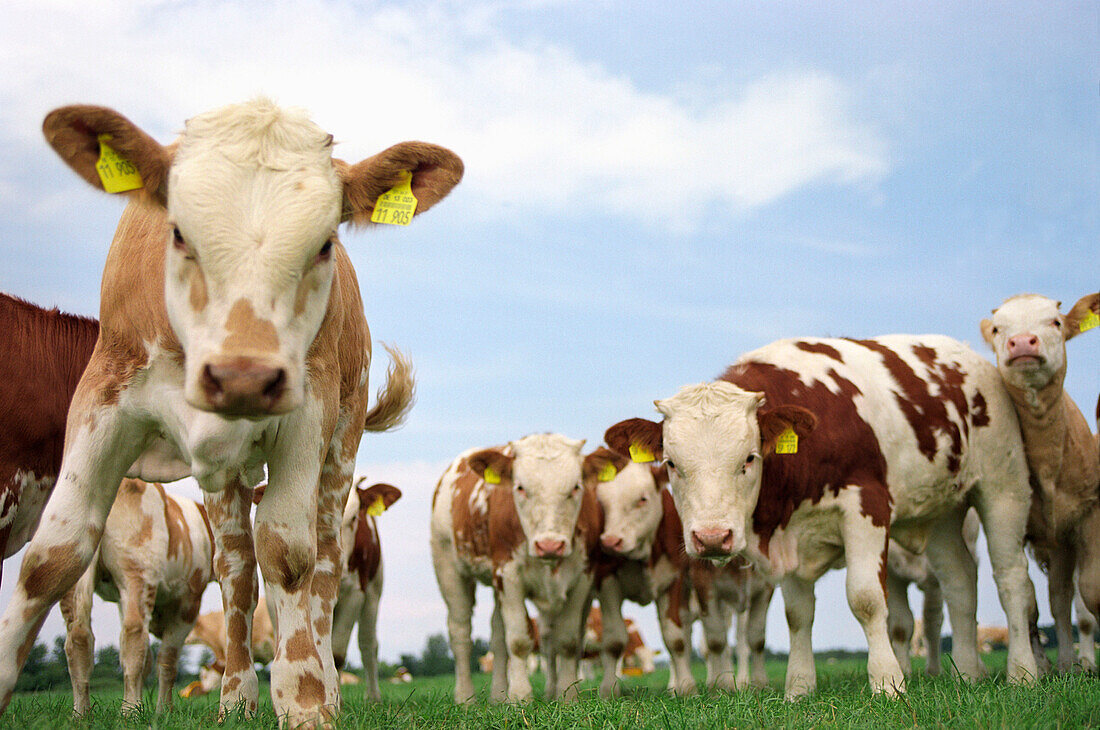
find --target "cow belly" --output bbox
[3,471,55,556]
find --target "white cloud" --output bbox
[0,0,888,233]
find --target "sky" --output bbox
[0,0,1097,679]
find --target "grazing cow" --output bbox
[430,434,600,703]
[332,480,402,702]
[886,508,979,675]
[60,479,214,714]
[0,293,98,585]
[179,600,276,699]
[606,335,1039,697]
[981,292,1100,672]
[581,606,656,679]
[0,99,460,725]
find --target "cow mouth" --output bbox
[1007,354,1044,367]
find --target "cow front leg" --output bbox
[204,476,259,717]
[923,508,984,680]
[1048,543,1078,672]
[118,575,156,712]
[431,532,477,703]
[746,580,773,688]
[920,576,944,676]
[655,577,696,695]
[1075,585,1098,672]
[311,462,355,711]
[780,575,817,698]
[60,557,98,717]
[498,570,534,702]
[153,593,203,713]
[488,603,509,701]
[700,592,735,692]
[358,577,383,702]
[1074,516,1100,672]
[550,577,592,701]
[596,578,627,697]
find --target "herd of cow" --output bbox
[0,99,1096,727]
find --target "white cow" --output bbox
[607,336,1039,697]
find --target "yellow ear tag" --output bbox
[367,495,386,517]
[597,462,618,482]
[483,466,502,485]
[775,427,799,455]
[629,443,654,463]
[1080,310,1100,333]
[370,170,418,226]
[95,134,143,193]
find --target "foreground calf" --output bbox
[0,99,460,726]
[61,479,213,714]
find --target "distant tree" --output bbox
[419,633,455,676]
[93,644,123,682]
[470,637,490,673]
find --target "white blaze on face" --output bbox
[596,462,663,560]
[657,382,765,561]
[983,294,1068,390]
[509,434,587,559]
[163,99,342,416]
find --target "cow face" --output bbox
[42,101,463,418]
[607,382,814,564]
[981,293,1099,390]
[585,448,664,560]
[469,434,587,562]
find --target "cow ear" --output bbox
[251,483,267,505]
[979,318,996,348]
[604,418,663,464]
[354,475,370,503]
[757,405,817,456]
[43,105,172,204]
[468,449,514,485]
[337,142,463,226]
[1064,293,1099,341]
[650,464,669,489]
[362,483,403,511]
[582,447,630,485]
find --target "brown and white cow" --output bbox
[430,435,600,703]
[607,335,1039,697]
[581,605,657,680]
[60,479,214,714]
[0,100,460,725]
[981,292,1100,673]
[0,293,98,584]
[332,480,402,701]
[179,600,276,699]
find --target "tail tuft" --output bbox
[363,344,416,432]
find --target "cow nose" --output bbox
[691,528,734,556]
[201,358,287,415]
[1007,334,1039,353]
[601,534,624,553]
[534,539,566,558]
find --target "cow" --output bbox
[430,434,600,703]
[581,605,656,680]
[0,293,98,585]
[606,335,1040,697]
[60,479,214,714]
[886,508,979,675]
[981,292,1100,673]
[331,480,402,701]
[0,99,461,725]
[179,600,276,699]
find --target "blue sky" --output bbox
[0,1,1096,671]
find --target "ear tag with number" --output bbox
[96,134,143,193]
[629,443,654,463]
[483,466,502,485]
[1080,310,1100,333]
[597,462,618,482]
[367,495,386,517]
[370,170,418,226]
[775,427,799,454]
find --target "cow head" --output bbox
[468,434,587,562]
[43,100,462,418]
[357,482,403,516]
[584,446,665,560]
[606,382,815,563]
[981,293,1099,390]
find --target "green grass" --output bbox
[4,652,1099,729]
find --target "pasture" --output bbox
[4,651,1097,729]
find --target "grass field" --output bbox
[4,651,1098,729]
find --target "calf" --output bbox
[332,480,402,701]
[981,292,1100,672]
[607,335,1039,697]
[60,479,214,714]
[430,434,600,702]
[0,100,460,725]
[179,600,276,699]
[0,294,98,584]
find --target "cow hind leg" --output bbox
[700,595,735,692]
[358,578,383,702]
[60,557,98,717]
[745,581,773,689]
[780,575,817,698]
[432,537,477,703]
[596,581,628,698]
[923,508,985,680]
[885,573,914,676]
[656,582,696,696]
[1047,545,1079,673]
[920,577,944,676]
[118,576,156,713]
[489,602,508,702]
[154,595,202,714]
[1075,585,1098,672]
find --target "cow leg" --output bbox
[489,602,509,701]
[539,608,559,699]
[330,581,363,673]
[885,572,914,676]
[734,607,751,687]
[780,575,817,698]
[1075,516,1100,673]
[154,592,202,714]
[310,467,355,712]
[596,579,627,697]
[923,508,984,680]
[550,577,592,701]
[971,492,1040,684]
[700,592,735,692]
[745,581,773,688]
[498,568,534,702]
[920,576,944,676]
[203,477,260,717]
[432,541,477,703]
[358,575,383,702]
[1048,542,1078,672]
[656,577,696,695]
[60,556,98,717]
[117,574,156,712]
[1075,584,1098,672]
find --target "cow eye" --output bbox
[514,484,525,495]
[665,459,676,471]
[315,238,334,264]
[572,483,583,495]
[637,495,648,506]
[745,454,756,466]
[1052,319,1061,328]
[991,326,999,335]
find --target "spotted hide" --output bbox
[430,435,600,703]
[606,335,1039,698]
[0,100,459,726]
[60,479,214,715]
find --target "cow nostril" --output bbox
[201,364,224,398]
[262,368,286,401]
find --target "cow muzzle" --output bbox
[534,538,568,561]
[600,533,625,555]
[690,527,744,559]
[197,356,293,417]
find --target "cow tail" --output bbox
[363,343,416,433]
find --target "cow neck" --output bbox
[1003,372,1068,490]
[650,489,686,569]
